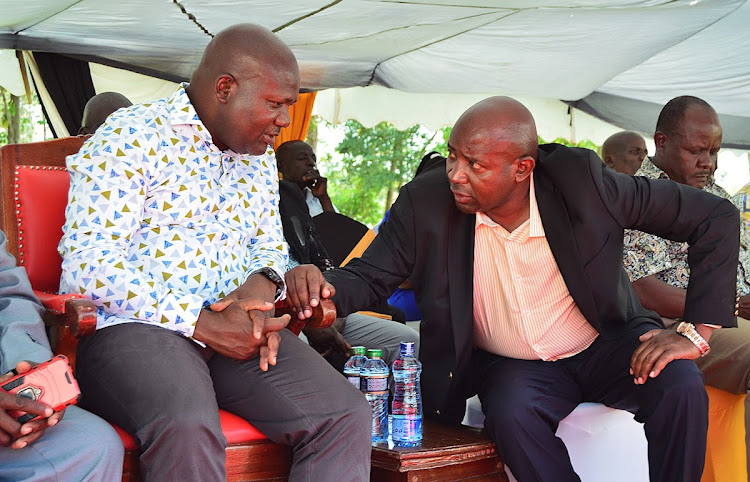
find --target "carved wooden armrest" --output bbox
[275,298,336,335]
[36,292,97,371]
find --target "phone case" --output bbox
[2,355,81,423]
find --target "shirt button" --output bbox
[448,371,453,379]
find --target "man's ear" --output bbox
[654,131,667,152]
[216,74,235,104]
[515,156,536,182]
[604,155,615,168]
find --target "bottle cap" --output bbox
[367,348,383,359]
[351,346,366,356]
[399,341,415,357]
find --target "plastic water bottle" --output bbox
[343,346,367,389]
[391,341,422,446]
[361,348,389,444]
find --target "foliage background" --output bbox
[308,116,600,227]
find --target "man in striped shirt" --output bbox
[286,96,738,481]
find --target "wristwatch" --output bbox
[675,322,711,357]
[255,267,285,300]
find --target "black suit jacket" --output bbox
[325,144,740,423]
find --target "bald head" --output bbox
[186,23,300,154]
[453,96,538,161]
[79,92,132,135]
[602,131,647,175]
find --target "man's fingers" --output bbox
[0,393,53,420]
[209,297,234,312]
[638,329,660,342]
[234,299,275,312]
[264,314,290,333]
[320,280,335,300]
[47,409,64,426]
[12,428,46,449]
[266,332,281,366]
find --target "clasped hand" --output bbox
[194,294,290,371]
[0,361,62,449]
[630,329,702,384]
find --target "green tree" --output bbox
[0,87,47,147]
[324,119,449,226]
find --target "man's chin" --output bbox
[454,201,478,214]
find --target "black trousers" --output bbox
[476,322,708,482]
[76,323,372,481]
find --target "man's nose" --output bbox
[697,151,713,169]
[276,106,291,128]
[447,161,467,184]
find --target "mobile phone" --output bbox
[2,355,81,423]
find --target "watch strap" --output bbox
[676,322,711,357]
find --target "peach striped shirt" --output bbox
[473,175,599,360]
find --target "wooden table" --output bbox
[371,420,507,481]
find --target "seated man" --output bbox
[59,24,370,481]
[601,131,648,175]
[279,179,419,366]
[286,96,739,481]
[623,95,750,469]
[276,140,335,216]
[0,230,123,481]
[78,91,132,135]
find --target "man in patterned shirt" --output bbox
[59,24,370,481]
[623,95,750,469]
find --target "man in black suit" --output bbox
[285,97,739,481]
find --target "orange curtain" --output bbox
[273,91,317,151]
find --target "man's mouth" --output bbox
[451,189,472,203]
[262,132,279,146]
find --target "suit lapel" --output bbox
[447,205,476,361]
[533,167,599,329]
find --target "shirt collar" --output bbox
[475,173,545,239]
[167,83,218,149]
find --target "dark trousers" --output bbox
[77,323,371,482]
[476,322,708,482]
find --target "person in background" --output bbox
[59,24,370,481]
[601,130,648,175]
[78,91,132,135]
[732,181,750,232]
[280,179,419,367]
[286,96,739,482]
[276,140,335,216]
[623,95,750,473]
[0,230,124,481]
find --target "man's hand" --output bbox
[302,169,335,212]
[303,318,350,357]
[630,329,701,384]
[193,299,290,370]
[285,265,336,320]
[302,169,328,198]
[0,361,61,449]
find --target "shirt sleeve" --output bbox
[58,124,204,337]
[244,156,288,300]
[0,231,52,373]
[622,229,675,282]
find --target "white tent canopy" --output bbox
[1,0,750,146]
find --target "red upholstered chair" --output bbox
[0,137,336,481]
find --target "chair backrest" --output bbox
[0,136,87,293]
[312,211,371,267]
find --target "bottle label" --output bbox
[361,376,388,392]
[392,416,422,441]
[346,376,360,388]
